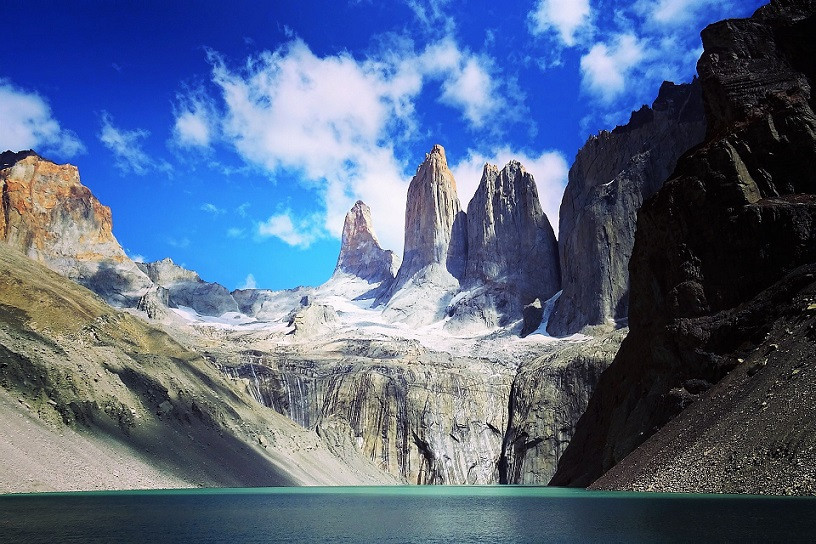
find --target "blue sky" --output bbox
[1,0,764,291]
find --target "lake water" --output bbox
[1,486,815,543]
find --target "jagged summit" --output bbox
[375,144,468,324]
[464,160,558,291]
[0,149,40,169]
[333,200,400,284]
[552,0,816,490]
[548,78,706,336]
[397,143,467,283]
[137,257,239,316]
[446,159,560,330]
[0,151,153,306]
[138,257,201,284]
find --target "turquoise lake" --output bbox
[1,486,815,543]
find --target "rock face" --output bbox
[378,145,468,324]
[448,161,560,330]
[221,340,514,484]
[589,267,816,494]
[547,80,706,336]
[288,303,338,338]
[0,243,395,491]
[501,330,625,484]
[551,0,816,488]
[333,201,400,285]
[138,258,239,316]
[0,151,152,306]
[398,144,468,282]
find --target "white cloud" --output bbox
[239,273,257,289]
[258,210,323,249]
[227,227,245,238]
[167,237,190,248]
[236,202,251,217]
[174,109,212,148]
[417,38,506,127]
[129,253,145,263]
[201,38,517,253]
[0,80,85,157]
[580,34,646,103]
[451,148,569,237]
[99,112,171,175]
[529,0,591,47]
[637,0,728,26]
[440,56,496,127]
[172,93,216,148]
[405,0,455,34]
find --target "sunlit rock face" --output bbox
[447,160,560,331]
[548,80,706,336]
[500,331,625,484]
[223,340,514,484]
[378,145,468,325]
[0,150,152,306]
[333,200,400,285]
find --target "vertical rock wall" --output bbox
[548,80,706,336]
[447,161,560,330]
[551,0,816,487]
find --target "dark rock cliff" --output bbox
[551,0,816,487]
[548,80,706,336]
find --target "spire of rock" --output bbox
[376,144,468,324]
[465,160,559,293]
[333,200,400,283]
[446,160,560,330]
[395,144,467,283]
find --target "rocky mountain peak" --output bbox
[0,152,154,306]
[552,0,816,488]
[700,0,816,136]
[375,144,468,324]
[333,200,400,283]
[547,78,706,336]
[0,149,39,169]
[396,143,467,282]
[137,257,201,285]
[447,159,559,330]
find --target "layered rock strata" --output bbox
[552,0,816,488]
[0,151,152,306]
[548,80,706,336]
[448,161,560,330]
[0,243,395,490]
[221,340,514,484]
[500,330,625,483]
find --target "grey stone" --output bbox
[449,160,560,329]
[548,79,706,336]
[333,201,400,285]
[378,145,468,324]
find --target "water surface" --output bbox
[1,486,814,543]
